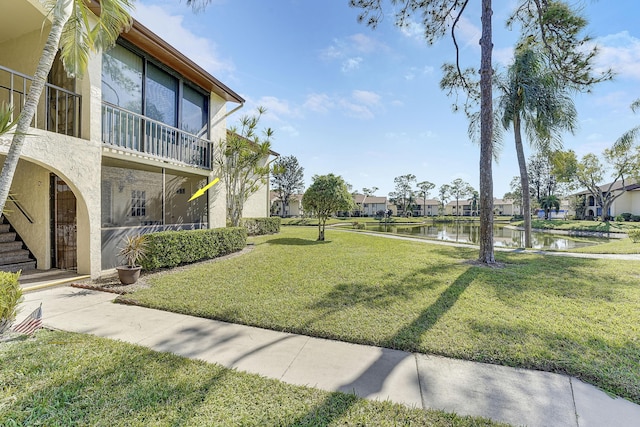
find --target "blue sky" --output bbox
[132,0,640,199]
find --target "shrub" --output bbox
[615,215,626,222]
[141,227,247,270]
[621,212,633,221]
[241,217,281,236]
[633,215,640,222]
[352,221,365,229]
[629,230,640,243]
[0,271,22,334]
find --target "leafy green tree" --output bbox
[449,178,474,217]
[392,174,416,216]
[528,153,558,202]
[0,0,133,216]
[302,174,354,241]
[215,107,274,227]
[416,180,435,217]
[495,44,576,247]
[438,184,451,216]
[504,176,524,216]
[350,0,608,263]
[362,187,378,197]
[468,190,479,217]
[271,155,304,217]
[553,146,640,221]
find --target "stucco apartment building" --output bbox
[574,180,640,219]
[0,0,270,277]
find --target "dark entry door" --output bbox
[50,175,77,270]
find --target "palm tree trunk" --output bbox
[478,0,495,264]
[0,0,72,215]
[513,115,532,248]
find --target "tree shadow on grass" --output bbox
[265,237,329,246]
[287,267,481,425]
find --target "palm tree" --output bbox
[0,0,133,216]
[539,195,560,220]
[614,98,640,151]
[496,43,577,248]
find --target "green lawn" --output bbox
[126,227,640,404]
[0,331,501,427]
[519,219,640,233]
[570,237,640,254]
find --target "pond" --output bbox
[365,222,609,250]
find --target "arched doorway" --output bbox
[50,174,77,270]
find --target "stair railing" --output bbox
[7,195,34,224]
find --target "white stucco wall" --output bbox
[0,129,102,277]
[208,95,228,228]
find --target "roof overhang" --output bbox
[90,0,244,104]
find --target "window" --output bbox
[102,43,209,137]
[182,84,208,136]
[131,190,146,217]
[146,63,178,127]
[102,44,143,113]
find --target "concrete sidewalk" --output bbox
[16,286,640,427]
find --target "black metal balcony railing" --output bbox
[101,102,212,169]
[0,65,81,138]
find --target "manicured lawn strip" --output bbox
[128,227,640,404]
[570,237,640,254]
[0,331,502,427]
[516,219,640,233]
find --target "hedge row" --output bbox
[0,271,22,333]
[241,217,281,236]
[141,227,247,270]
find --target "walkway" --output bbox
[16,286,640,427]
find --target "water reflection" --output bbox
[367,222,607,250]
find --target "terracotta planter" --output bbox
[116,266,142,285]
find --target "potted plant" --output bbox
[116,234,148,285]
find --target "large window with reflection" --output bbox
[102,43,209,136]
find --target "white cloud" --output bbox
[303,91,381,119]
[133,2,234,76]
[349,33,381,54]
[342,57,363,72]
[399,18,424,40]
[303,93,334,114]
[256,96,302,121]
[320,33,388,73]
[339,99,375,120]
[454,15,481,49]
[279,125,300,138]
[594,31,640,80]
[352,90,381,106]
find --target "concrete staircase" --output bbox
[0,219,36,272]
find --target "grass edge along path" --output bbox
[125,227,640,405]
[0,330,504,427]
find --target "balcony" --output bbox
[101,102,212,170]
[0,65,81,138]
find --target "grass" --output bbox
[0,330,503,426]
[516,219,640,233]
[126,227,640,404]
[570,238,640,254]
